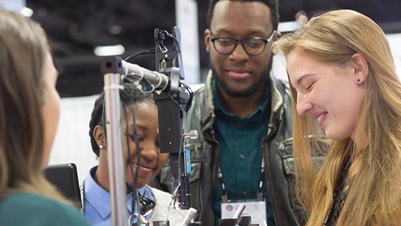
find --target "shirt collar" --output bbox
[84,166,151,220]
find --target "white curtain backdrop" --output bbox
[387,33,401,77]
[49,95,99,184]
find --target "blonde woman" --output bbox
[274,9,401,225]
[0,9,90,226]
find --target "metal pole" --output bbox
[104,73,128,226]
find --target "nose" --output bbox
[229,42,249,61]
[296,92,312,116]
[140,145,159,161]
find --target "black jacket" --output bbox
[154,70,308,226]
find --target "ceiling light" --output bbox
[21,7,33,17]
[94,44,125,56]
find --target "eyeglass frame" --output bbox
[210,30,276,56]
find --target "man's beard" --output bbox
[211,56,273,98]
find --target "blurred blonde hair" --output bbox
[274,9,401,225]
[0,9,73,205]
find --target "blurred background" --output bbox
[4,0,400,97]
[2,0,400,182]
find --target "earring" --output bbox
[356,78,361,83]
[99,144,103,149]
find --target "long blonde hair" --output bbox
[0,9,70,204]
[274,9,401,225]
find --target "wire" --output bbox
[124,49,155,63]
[182,83,193,112]
[120,90,142,223]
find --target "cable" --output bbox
[124,49,155,63]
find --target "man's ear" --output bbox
[204,29,211,53]
[93,125,106,149]
[351,53,369,84]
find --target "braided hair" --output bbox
[88,81,154,157]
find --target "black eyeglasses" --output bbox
[210,30,276,56]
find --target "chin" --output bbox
[41,158,50,169]
[128,177,149,189]
[325,132,349,141]
[136,181,148,189]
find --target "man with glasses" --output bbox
[153,0,304,225]
[210,30,277,56]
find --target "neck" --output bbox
[218,87,265,118]
[96,151,115,193]
[93,169,108,191]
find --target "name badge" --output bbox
[221,200,267,226]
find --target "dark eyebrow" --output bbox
[127,124,148,132]
[212,28,267,37]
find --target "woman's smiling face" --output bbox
[287,49,367,141]
[122,103,168,188]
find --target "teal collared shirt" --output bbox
[212,79,275,226]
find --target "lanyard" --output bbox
[211,125,266,202]
[210,85,273,203]
[322,158,351,226]
[218,155,265,202]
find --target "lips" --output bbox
[226,68,251,80]
[130,163,155,177]
[315,113,327,127]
